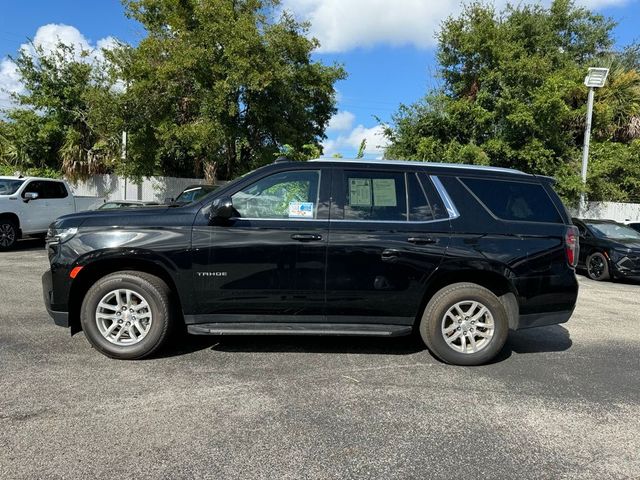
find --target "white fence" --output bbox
[67,174,212,204]
[573,202,640,222]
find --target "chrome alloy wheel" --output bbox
[441,301,495,354]
[95,289,153,346]
[0,223,16,248]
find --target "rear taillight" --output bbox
[565,226,579,268]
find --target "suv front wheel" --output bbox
[80,271,173,359]
[419,283,509,366]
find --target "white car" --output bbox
[0,176,96,250]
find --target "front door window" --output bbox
[231,170,321,220]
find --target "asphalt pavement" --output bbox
[0,239,639,479]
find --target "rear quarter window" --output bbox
[461,177,562,223]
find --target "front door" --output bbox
[325,168,451,325]
[20,180,73,233]
[191,167,330,321]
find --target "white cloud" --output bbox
[282,0,630,52]
[23,24,91,58]
[0,24,117,112]
[0,59,22,111]
[327,110,355,132]
[323,124,390,157]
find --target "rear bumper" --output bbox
[515,310,573,330]
[42,270,69,328]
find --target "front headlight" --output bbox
[47,227,78,245]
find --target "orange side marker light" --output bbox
[70,266,83,279]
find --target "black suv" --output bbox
[43,159,579,365]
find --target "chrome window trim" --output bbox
[430,175,460,220]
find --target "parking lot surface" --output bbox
[1,241,639,479]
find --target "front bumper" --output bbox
[610,253,640,280]
[42,269,69,327]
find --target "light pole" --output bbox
[580,67,609,216]
[121,130,128,200]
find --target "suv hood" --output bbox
[53,206,187,229]
[609,238,640,252]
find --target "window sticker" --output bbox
[373,178,397,207]
[288,201,314,218]
[349,178,372,206]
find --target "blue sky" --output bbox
[1,0,639,159]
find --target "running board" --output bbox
[187,322,412,337]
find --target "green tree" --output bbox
[115,0,346,180]
[384,0,640,202]
[2,42,122,180]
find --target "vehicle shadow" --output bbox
[490,324,572,364]
[7,238,46,251]
[159,332,427,358]
[157,324,572,361]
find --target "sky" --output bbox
[1,0,639,159]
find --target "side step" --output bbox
[187,322,412,337]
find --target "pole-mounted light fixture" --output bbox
[580,67,609,216]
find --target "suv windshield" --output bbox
[588,222,640,240]
[0,179,24,196]
[175,185,218,204]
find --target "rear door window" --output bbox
[410,174,450,221]
[342,171,406,221]
[45,181,68,199]
[461,177,562,223]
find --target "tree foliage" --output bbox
[0,0,345,182]
[4,43,122,180]
[384,0,640,203]
[113,0,345,180]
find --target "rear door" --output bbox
[42,181,74,221]
[325,168,451,325]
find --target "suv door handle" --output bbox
[291,233,323,242]
[407,237,436,245]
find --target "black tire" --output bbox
[0,219,18,251]
[419,283,509,366]
[80,271,173,359]
[586,252,610,281]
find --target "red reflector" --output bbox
[70,266,83,279]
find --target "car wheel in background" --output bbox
[586,252,610,281]
[419,282,509,366]
[80,271,173,359]
[0,220,18,251]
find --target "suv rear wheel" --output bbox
[419,283,509,366]
[0,219,18,251]
[80,271,173,359]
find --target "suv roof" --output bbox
[0,176,65,182]
[307,158,529,177]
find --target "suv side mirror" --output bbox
[209,196,235,221]
[164,197,174,204]
[23,192,39,203]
